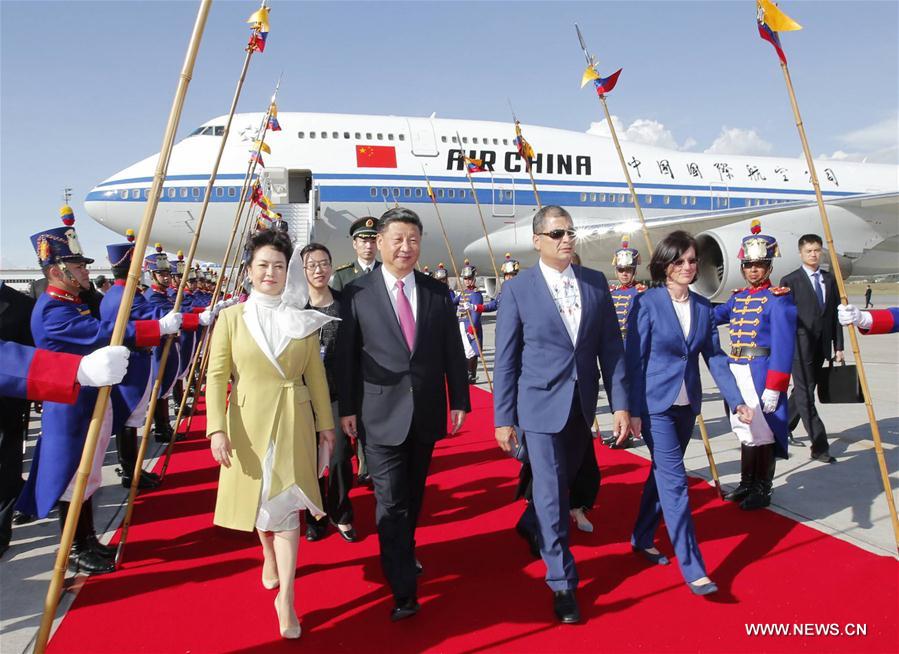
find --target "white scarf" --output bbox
[242,246,338,375]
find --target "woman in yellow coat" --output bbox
[206,229,336,640]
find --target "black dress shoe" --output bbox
[335,524,357,543]
[788,436,805,447]
[69,542,115,575]
[305,521,327,542]
[12,511,35,525]
[811,451,837,464]
[390,597,420,621]
[515,524,541,559]
[414,558,423,575]
[553,590,580,624]
[356,473,372,486]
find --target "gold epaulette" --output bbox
[731,287,746,295]
[636,283,647,292]
[770,286,791,296]
[335,262,354,272]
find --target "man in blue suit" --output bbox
[493,205,630,624]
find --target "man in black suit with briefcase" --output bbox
[780,234,844,463]
[337,208,470,621]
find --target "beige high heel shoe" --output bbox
[262,560,279,589]
[274,594,301,639]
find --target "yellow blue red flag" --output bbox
[268,102,281,131]
[757,0,802,65]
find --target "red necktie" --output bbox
[396,280,416,350]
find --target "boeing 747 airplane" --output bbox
[85,112,898,300]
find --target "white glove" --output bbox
[76,346,130,387]
[459,300,471,312]
[199,309,213,327]
[837,304,860,326]
[760,388,780,414]
[158,310,183,335]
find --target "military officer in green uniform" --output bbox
[330,216,381,291]
[330,216,381,484]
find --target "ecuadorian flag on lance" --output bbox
[513,121,535,160]
[580,65,622,96]
[247,5,270,53]
[757,0,802,65]
[268,103,281,131]
[465,157,488,174]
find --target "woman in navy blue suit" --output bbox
[623,231,752,595]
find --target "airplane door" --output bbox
[491,176,515,217]
[709,181,729,210]
[405,117,439,157]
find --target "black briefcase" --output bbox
[817,360,864,404]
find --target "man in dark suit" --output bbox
[493,206,630,624]
[780,234,844,463]
[337,208,470,621]
[0,281,36,556]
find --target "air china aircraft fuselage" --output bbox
[85,112,899,301]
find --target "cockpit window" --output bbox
[189,125,224,136]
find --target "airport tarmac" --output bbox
[1,290,897,654]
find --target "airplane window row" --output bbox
[572,191,789,209]
[366,186,513,201]
[297,131,406,142]
[441,135,511,147]
[577,193,702,207]
[119,186,240,200]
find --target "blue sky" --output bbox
[2,0,897,267]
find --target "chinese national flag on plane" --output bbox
[356,145,397,168]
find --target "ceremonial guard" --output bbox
[330,216,381,483]
[330,216,381,291]
[432,263,449,285]
[609,238,646,338]
[481,253,520,312]
[605,239,646,448]
[714,221,797,510]
[17,208,182,574]
[453,259,495,384]
[100,231,160,489]
[143,245,201,442]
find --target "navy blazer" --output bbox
[493,264,628,434]
[625,286,742,416]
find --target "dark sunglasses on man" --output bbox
[536,228,577,240]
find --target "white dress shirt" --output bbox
[538,259,581,345]
[381,266,418,323]
[802,264,825,304]
[672,297,692,406]
[357,258,376,275]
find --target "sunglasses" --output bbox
[672,257,699,268]
[536,228,577,240]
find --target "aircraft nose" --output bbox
[83,185,110,225]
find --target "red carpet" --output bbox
[48,388,897,653]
